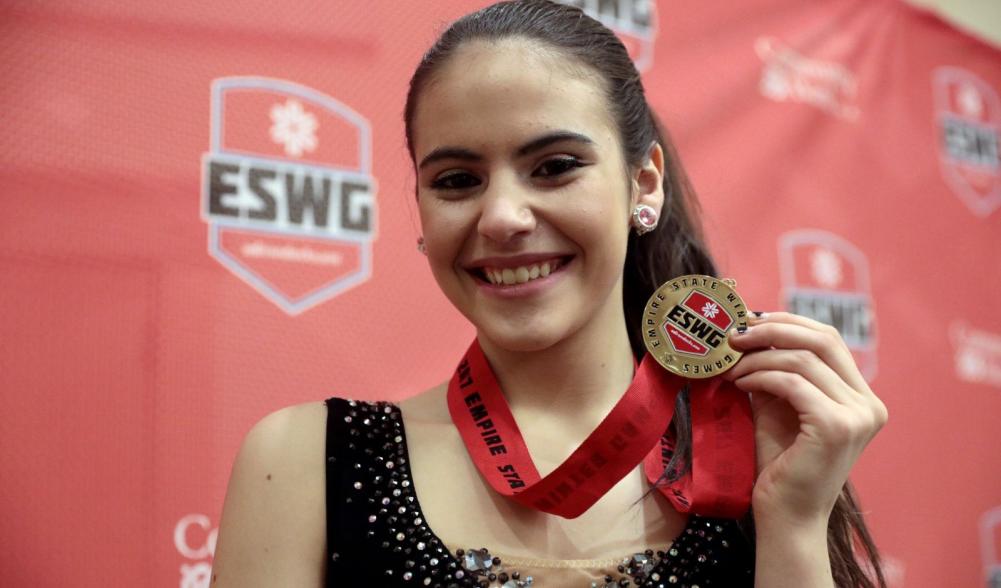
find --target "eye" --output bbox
[532,155,586,178]
[429,171,480,191]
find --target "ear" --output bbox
[630,142,665,215]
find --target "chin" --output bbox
[475,318,574,354]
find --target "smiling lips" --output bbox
[471,256,569,286]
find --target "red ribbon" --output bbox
[447,339,754,519]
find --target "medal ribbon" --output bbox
[447,339,754,519]
[642,373,756,518]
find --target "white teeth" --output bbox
[482,259,563,286]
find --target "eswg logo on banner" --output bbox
[201,77,377,314]
[556,0,657,72]
[779,230,877,381]
[934,67,1001,217]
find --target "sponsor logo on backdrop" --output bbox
[201,77,377,314]
[779,230,877,380]
[556,0,657,71]
[755,36,860,121]
[982,506,1001,587]
[174,514,217,588]
[933,67,1001,217]
[952,322,1001,388]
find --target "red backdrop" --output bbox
[2,1,999,586]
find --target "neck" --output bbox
[476,293,637,428]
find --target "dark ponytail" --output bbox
[403,2,885,586]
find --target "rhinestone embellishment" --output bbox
[327,399,747,587]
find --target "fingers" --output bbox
[744,312,849,354]
[734,369,886,456]
[724,347,858,405]
[725,311,887,426]
[748,311,850,355]
[729,369,837,418]
[728,312,870,395]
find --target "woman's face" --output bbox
[412,39,653,352]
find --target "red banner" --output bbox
[2,1,999,586]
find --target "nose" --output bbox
[476,175,536,244]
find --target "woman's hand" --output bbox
[724,312,888,525]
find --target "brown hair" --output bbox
[403,2,885,586]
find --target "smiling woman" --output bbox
[209,2,888,587]
[413,38,649,354]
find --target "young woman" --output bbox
[210,2,889,586]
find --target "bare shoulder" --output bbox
[211,401,330,588]
[397,381,450,424]
[396,383,463,484]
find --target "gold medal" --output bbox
[642,274,749,379]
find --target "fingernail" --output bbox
[736,326,748,335]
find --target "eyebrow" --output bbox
[417,130,595,170]
[516,130,595,156]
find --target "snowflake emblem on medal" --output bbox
[269,98,318,157]
[701,302,720,319]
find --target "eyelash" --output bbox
[532,155,586,178]
[429,171,479,191]
[429,155,587,191]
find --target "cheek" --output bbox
[418,204,468,272]
[421,235,464,302]
[572,192,632,278]
[566,186,631,245]
[418,199,455,242]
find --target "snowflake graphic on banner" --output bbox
[701,301,720,319]
[957,82,983,118]
[956,349,988,381]
[811,247,842,288]
[269,98,318,157]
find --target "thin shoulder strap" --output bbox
[323,397,348,567]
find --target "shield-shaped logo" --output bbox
[982,507,1001,588]
[934,67,1001,217]
[778,230,878,381]
[200,78,377,314]
[556,0,658,72]
[663,290,734,357]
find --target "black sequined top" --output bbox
[325,398,755,587]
